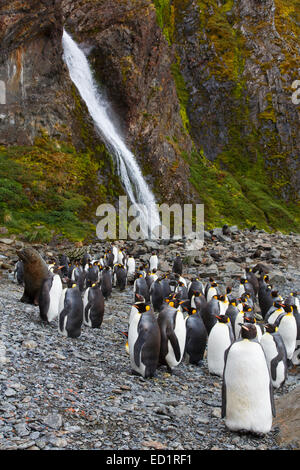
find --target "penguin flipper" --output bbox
[166,326,181,362]
[221,344,232,418]
[59,309,67,333]
[133,330,147,367]
[84,300,92,323]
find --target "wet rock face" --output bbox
[172,0,300,200]
[62,0,195,204]
[0,0,96,149]
[0,1,64,144]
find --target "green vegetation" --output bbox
[170,55,190,133]
[152,0,300,233]
[187,149,300,232]
[0,133,122,242]
[152,0,175,45]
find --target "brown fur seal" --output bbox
[17,247,49,305]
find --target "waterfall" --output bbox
[62,29,161,238]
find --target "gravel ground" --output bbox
[0,228,299,451]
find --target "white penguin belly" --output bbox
[267,309,283,325]
[47,275,63,322]
[278,318,297,359]
[234,312,244,339]
[207,287,217,303]
[127,259,135,275]
[207,324,231,377]
[83,288,92,327]
[128,314,146,376]
[224,341,272,434]
[292,340,300,365]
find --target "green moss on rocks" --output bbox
[0,131,123,242]
[187,149,300,232]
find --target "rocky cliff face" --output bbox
[62,0,195,204]
[171,0,300,200]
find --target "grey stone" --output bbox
[43,413,63,430]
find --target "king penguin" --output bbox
[172,253,183,276]
[184,306,208,366]
[101,266,113,300]
[207,314,234,377]
[150,278,164,312]
[234,304,253,339]
[188,278,204,299]
[58,283,83,338]
[114,264,127,291]
[205,280,219,303]
[157,299,186,373]
[260,323,288,389]
[128,302,161,378]
[222,323,276,435]
[133,273,150,302]
[149,252,158,272]
[225,298,239,338]
[83,283,104,328]
[126,256,136,284]
[39,272,63,323]
[274,305,297,363]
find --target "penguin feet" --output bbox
[130,369,142,377]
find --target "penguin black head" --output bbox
[241,293,250,302]
[242,304,252,313]
[178,297,189,308]
[271,291,280,298]
[229,298,237,306]
[245,267,252,273]
[226,286,232,294]
[239,323,257,340]
[240,278,248,284]
[216,314,230,324]
[265,323,277,334]
[135,293,145,303]
[183,306,197,315]
[211,282,218,287]
[218,295,227,302]
[243,315,256,324]
[134,303,151,314]
[283,304,293,314]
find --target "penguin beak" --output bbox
[240,324,249,331]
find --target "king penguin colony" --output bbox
[12,240,299,436]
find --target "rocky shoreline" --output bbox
[0,227,299,450]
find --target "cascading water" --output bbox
[62,29,161,238]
